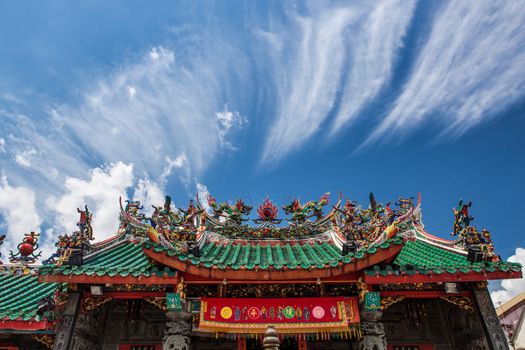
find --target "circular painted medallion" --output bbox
[312,306,325,319]
[283,306,295,319]
[248,307,260,320]
[220,306,233,320]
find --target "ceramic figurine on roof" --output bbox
[42,233,75,266]
[77,205,94,241]
[206,195,252,225]
[282,198,313,223]
[311,192,330,221]
[180,200,203,232]
[452,200,473,236]
[9,232,42,264]
[449,200,498,261]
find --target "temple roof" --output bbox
[142,236,405,280]
[0,271,63,330]
[365,239,521,280]
[39,238,178,284]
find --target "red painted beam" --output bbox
[379,290,472,298]
[0,320,54,331]
[38,274,178,285]
[364,270,522,284]
[83,291,166,299]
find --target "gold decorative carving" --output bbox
[144,297,167,311]
[81,296,113,313]
[226,284,317,298]
[475,281,488,289]
[381,296,405,310]
[440,296,475,313]
[379,283,439,291]
[33,334,55,349]
[357,277,368,302]
[109,284,166,292]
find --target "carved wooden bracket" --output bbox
[33,334,55,349]
[380,296,405,310]
[144,296,167,311]
[440,296,475,313]
[81,296,113,313]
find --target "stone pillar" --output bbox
[473,286,510,350]
[263,326,280,350]
[357,311,386,350]
[163,311,192,350]
[53,293,81,350]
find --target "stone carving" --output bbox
[163,317,192,350]
[358,311,386,350]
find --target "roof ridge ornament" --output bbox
[451,200,498,262]
[9,231,42,265]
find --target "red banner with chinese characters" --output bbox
[199,297,359,334]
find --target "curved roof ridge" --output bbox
[201,229,336,245]
[415,228,467,256]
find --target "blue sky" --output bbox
[0,1,524,302]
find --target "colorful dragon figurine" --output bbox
[206,195,252,225]
[282,193,330,224]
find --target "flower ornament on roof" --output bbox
[254,197,281,225]
[9,232,42,264]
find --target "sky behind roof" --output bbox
[0,0,524,303]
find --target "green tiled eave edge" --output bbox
[364,239,522,277]
[143,236,404,270]
[38,241,177,278]
[0,273,66,321]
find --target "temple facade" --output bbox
[0,193,521,350]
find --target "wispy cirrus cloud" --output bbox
[364,1,525,147]
[260,1,415,165]
[0,43,247,244]
[55,46,246,183]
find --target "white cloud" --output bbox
[491,247,525,306]
[0,175,42,257]
[46,162,134,241]
[332,0,415,133]
[14,148,37,167]
[0,138,5,153]
[261,1,415,165]
[51,45,245,184]
[195,182,211,213]
[365,1,525,146]
[133,178,165,216]
[216,105,247,150]
[161,154,188,184]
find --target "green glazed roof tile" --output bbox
[365,238,521,278]
[0,273,63,322]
